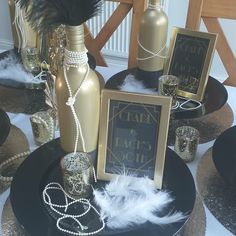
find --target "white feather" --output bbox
[93,175,187,229]
[119,74,157,94]
[0,52,42,84]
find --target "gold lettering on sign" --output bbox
[115,137,152,152]
[118,110,153,124]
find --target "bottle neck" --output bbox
[148,0,161,9]
[65,25,85,52]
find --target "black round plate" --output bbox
[212,126,236,187]
[105,68,227,120]
[0,108,10,145]
[10,139,195,236]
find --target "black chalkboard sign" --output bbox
[97,89,172,188]
[164,27,217,101]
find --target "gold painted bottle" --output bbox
[137,0,168,72]
[56,25,100,153]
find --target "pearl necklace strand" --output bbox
[43,182,105,235]
[0,151,30,182]
[45,49,105,235]
[63,49,89,153]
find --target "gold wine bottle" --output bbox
[56,25,100,153]
[137,0,168,72]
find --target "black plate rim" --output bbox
[10,139,196,236]
[212,125,236,186]
[0,49,96,91]
[104,68,228,120]
[0,108,11,146]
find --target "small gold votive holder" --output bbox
[174,126,200,162]
[30,110,55,146]
[21,47,40,74]
[159,75,179,107]
[60,152,94,199]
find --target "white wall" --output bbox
[0,0,14,50]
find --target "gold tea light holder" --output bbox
[20,47,41,75]
[30,110,55,146]
[174,126,200,162]
[60,152,95,199]
[158,75,179,109]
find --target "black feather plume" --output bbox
[15,0,102,33]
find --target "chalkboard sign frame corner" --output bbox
[97,89,172,189]
[164,27,217,102]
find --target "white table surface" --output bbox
[0,66,235,236]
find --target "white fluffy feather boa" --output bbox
[0,52,42,84]
[93,175,186,229]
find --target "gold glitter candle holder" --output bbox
[158,75,179,107]
[60,152,94,199]
[174,126,200,162]
[21,47,40,74]
[30,110,55,146]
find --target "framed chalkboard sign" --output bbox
[164,27,217,101]
[97,89,172,188]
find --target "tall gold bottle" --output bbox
[56,25,100,153]
[137,0,168,72]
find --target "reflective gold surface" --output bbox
[176,194,206,236]
[61,152,94,199]
[0,125,29,193]
[8,0,38,49]
[174,126,199,163]
[137,1,168,71]
[8,0,19,48]
[56,25,100,153]
[197,148,236,235]
[2,198,28,236]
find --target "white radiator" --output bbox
[87,1,132,60]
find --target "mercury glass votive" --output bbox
[30,110,55,146]
[159,75,179,107]
[60,152,94,199]
[174,126,200,162]
[21,47,40,74]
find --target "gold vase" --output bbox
[56,25,100,153]
[8,0,40,49]
[137,0,168,72]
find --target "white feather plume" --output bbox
[0,52,42,84]
[119,74,157,94]
[93,175,187,229]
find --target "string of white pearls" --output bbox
[64,49,88,66]
[43,182,105,235]
[0,151,30,182]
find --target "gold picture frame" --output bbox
[97,89,172,189]
[164,27,217,101]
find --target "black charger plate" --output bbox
[0,49,96,90]
[212,126,236,187]
[10,139,195,236]
[0,108,10,146]
[0,49,96,114]
[105,68,227,120]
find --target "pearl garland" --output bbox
[63,49,89,153]
[0,151,30,182]
[64,49,88,66]
[43,182,105,235]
